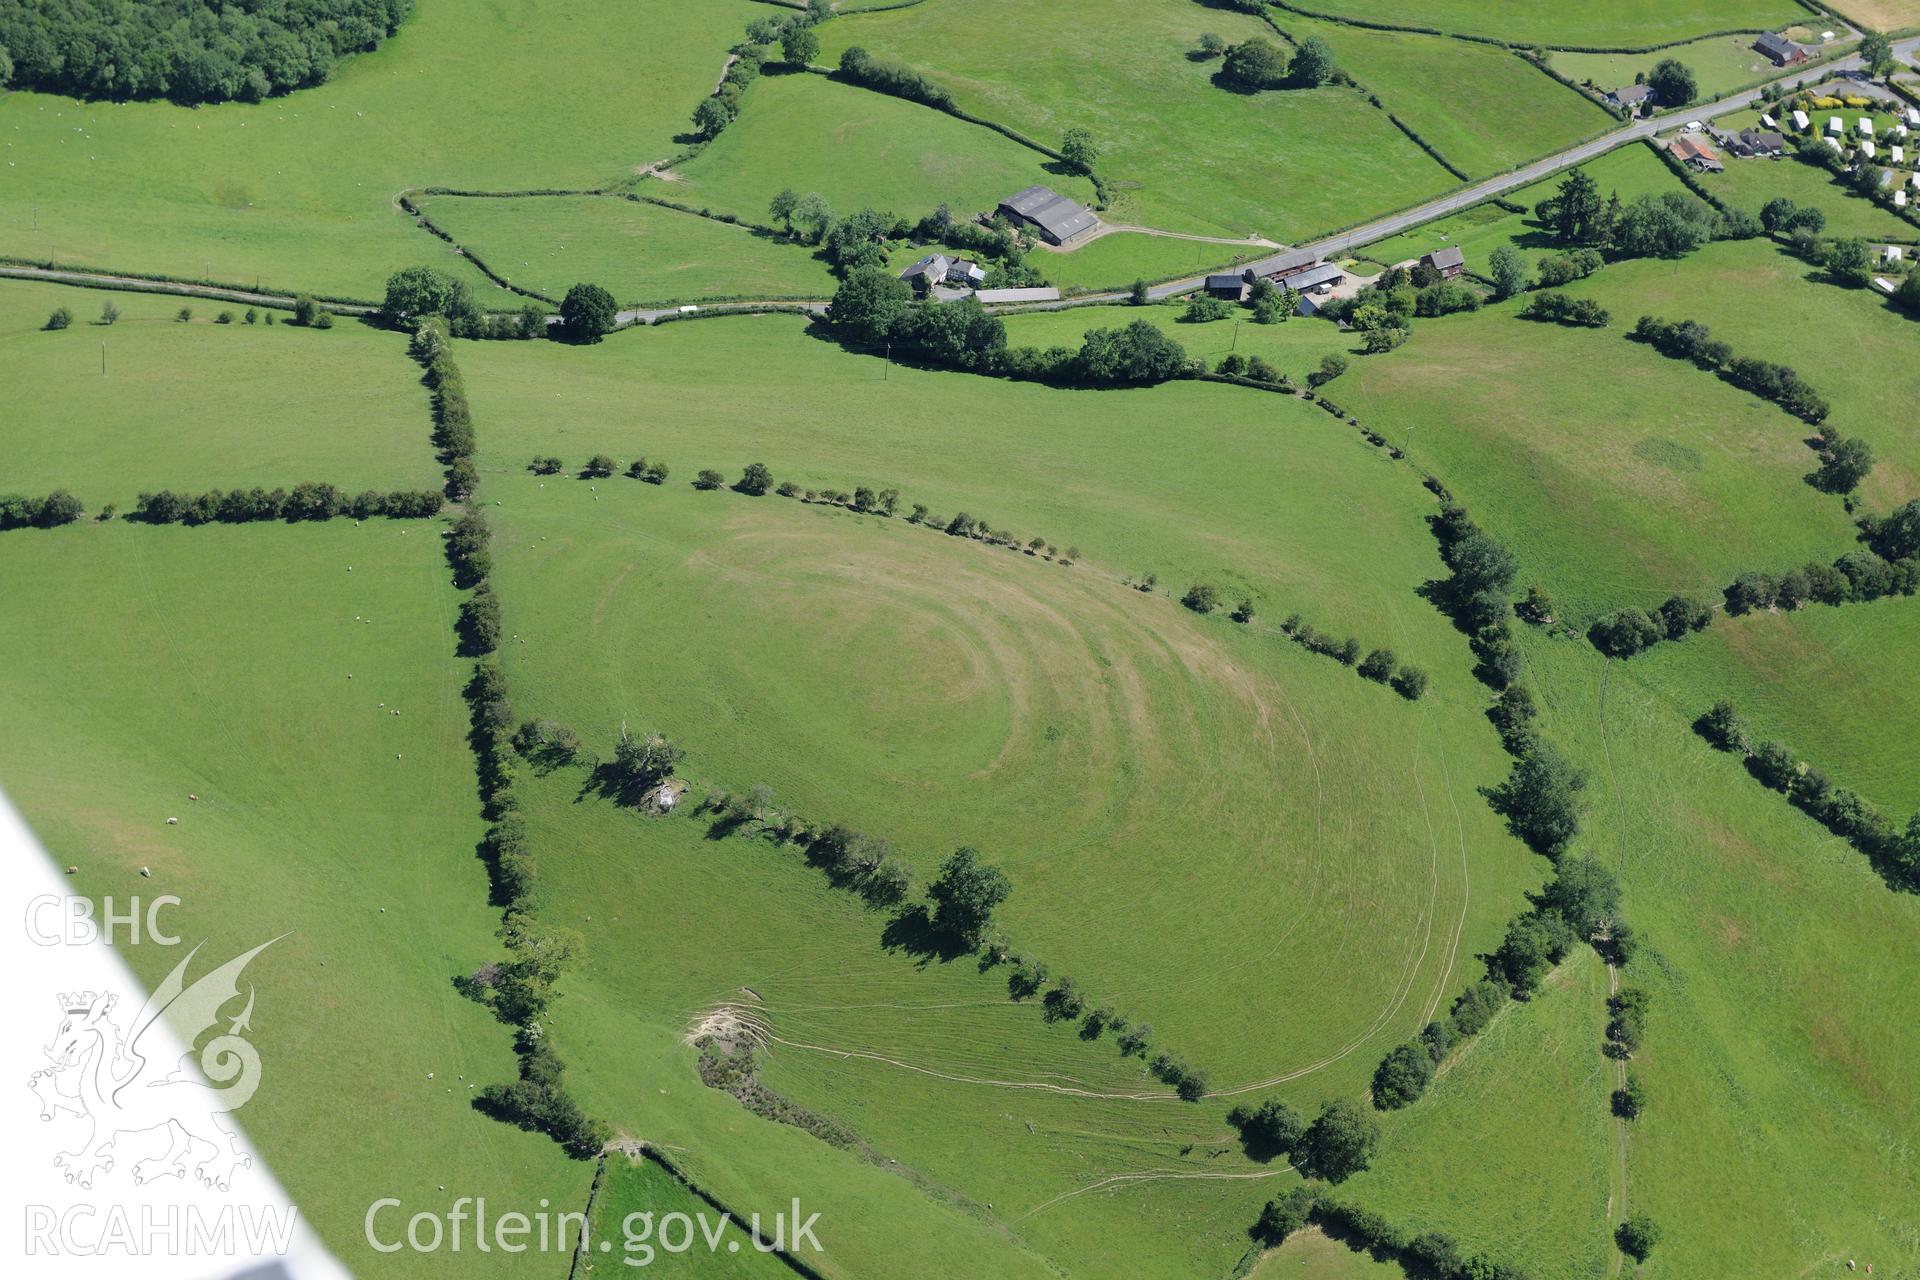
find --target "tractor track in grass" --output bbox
[1018,1163,1297,1221]
[1597,658,1632,1276]
[761,728,1447,1102]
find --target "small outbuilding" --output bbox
[1873,276,1897,294]
[1204,272,1251,301]
[1287,262,1349,292]
[1862,139,1878,160]
[973,285,1062,305]
[1859,117,1874,137]
[1828,115,1845,136]
[1791,109,1811,132]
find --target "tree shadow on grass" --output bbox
[574,761,652,809]
[879,906,971,966]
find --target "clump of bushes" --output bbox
[1616,1214,1662,1263]
[0,490,85,529]
[1586,593,1710,657]
[1227,1098,1305,1162]
[1181,582,1219,614]
[1534,247,1604,287]
[1521,292,1609,327]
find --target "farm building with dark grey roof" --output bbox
[996,186,1099,245]
[1752,32,1807,65]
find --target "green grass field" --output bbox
[1274,13,1616,179]
[818,0,1461,240]
[585,1156,791,1276]
[1520,634,1920,1277]
[1292,0,1807,47]
[1338,948,1615,1279]
[0,0,1915,1268]
[0,519,589,1276]
[479,454,1510,1087]
[1696,141,1918,244]
[0,280,440,505]
[1001,301,1361,379]
[0,0,760,299]
[669,71,1092,231]
[447,313,1561,1272]
[1252,1226,1403,1278]
[1551,31,1809,101]
[1622,597,1920,816]
[1356,143,1687,268]
[1033,233,1266,291]
[1528,237,1920,510]
[463,314,1458,649]
[1337,245,1863,622]
[412,195,836,306]
[532,791,1261,1279]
